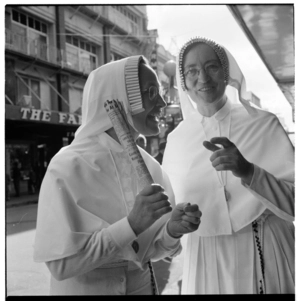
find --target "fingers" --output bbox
[204,138,235,159]
[184,204,200,214]
[210,153,236,172]
[210,154,233,167]
[210,137,234,149]
[184,204,201,218]
[203,141,221,152]
[147,191,172,215]
[182,213,201,224]
[175,202,190,212]
[151,198,172,211]
[140,184,164,196]
[147,190,169,202]
[214,163,235,172]
[176,203,201,217]
[180,219,200,231]
[153,205,172,219]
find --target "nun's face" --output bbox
[132,64,166,136]
[183,43,227,108]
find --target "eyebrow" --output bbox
[184,59,220,70]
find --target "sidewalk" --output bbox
[6,193,39,208]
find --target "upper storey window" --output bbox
[8,10,49,61]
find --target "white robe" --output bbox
[163,99,294,294]
[33,57,182,295]
[33,132,181,295]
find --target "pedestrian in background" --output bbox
[163,37,294,294]
[5,172,12,201]
[28,166,36,194]
[33,55,201,295]
[12,161,21,197]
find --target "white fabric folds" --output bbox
[33,57,180,267]
[163,42,294,237]
[162,37,294,294]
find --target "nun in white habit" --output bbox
[162,37,294,294]
[33,56,201,295]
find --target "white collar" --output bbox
[199,98,231,123]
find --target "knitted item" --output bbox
[124,55,145,115]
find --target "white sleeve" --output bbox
[46,217,139,281]
[242,164,294,221]
[148,220,182,262]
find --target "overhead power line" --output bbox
[57,33,156,38]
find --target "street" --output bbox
[6,204,50,295]
[6,203,183,295]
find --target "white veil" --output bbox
[175,37,258,120]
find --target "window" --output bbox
[73,37,78,47]
[41,23,47,34]
[66,35,72,44]
[69,87,83,114]
[16,75,52,110]
[28,17,34,28]
[28,30,47,60]
[12,10,47,34]
[66,33,96,54]
[10,10,49,61]
[20,13,27,25]
[65,32,98,73]
[17,76,41,109]
[12,10,18,21]
[113,6,138,24]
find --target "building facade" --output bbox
[5,5,175,196]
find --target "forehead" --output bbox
[184,43,218,67]
[139,64,159,87]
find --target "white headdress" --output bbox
[176,36,257,119]
[74,55,146,143]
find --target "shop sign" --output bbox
[5,105,82,126]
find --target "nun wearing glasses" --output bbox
[33,56,201,295]
[162,37,294,294]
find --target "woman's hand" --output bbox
[203,137,254,185]
[128,184,172,236]
[167,203,201,238]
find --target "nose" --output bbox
[157,93,167,108]
[197,68,210,83]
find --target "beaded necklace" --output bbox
[252,220,265,294]
[148,260,158,295]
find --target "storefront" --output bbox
[5,104,80,197]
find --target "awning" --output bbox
[228,4,294,118]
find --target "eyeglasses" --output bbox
[142,86,163,102]
[184,63,221,80]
